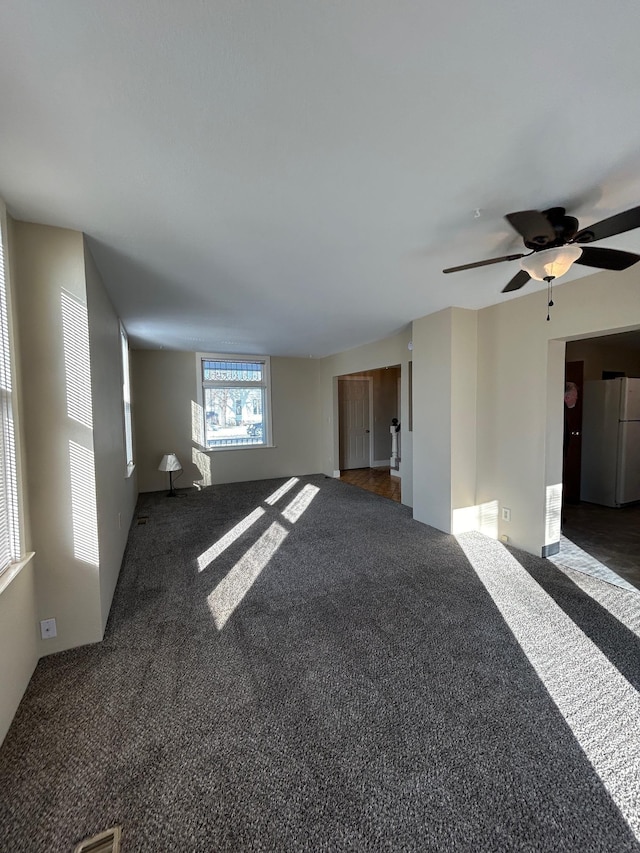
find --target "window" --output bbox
[120,322,134,475]
[0,208,22,575]
[198,355,272,449]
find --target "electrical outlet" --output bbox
[502,507,511,522]
[40,618,57,639]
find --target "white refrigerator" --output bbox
[581,377,640,507]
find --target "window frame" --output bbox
[196,353,274,451]
[120,322,135,477]
[0,200,23,578]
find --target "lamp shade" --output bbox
[158,453,182,472]
[520,245,583,281]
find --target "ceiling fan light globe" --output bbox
[519,245,583,281]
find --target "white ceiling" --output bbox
[1,0,640,356]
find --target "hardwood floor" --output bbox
[339,467,401,502]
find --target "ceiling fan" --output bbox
[443,205,640,293]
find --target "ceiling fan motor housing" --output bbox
[524,209,579,250]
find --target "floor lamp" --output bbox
[158,453,182,497]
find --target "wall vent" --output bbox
[74,826,121,853]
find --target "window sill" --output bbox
[0,551,36,597]
[125,463,136,478]
[205,444,277,453]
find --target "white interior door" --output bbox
[339,379,371,469]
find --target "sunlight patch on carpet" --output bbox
[265,477,299,505]
[457,530,640,842]
[198,507,266,572]
[554,563,640,639]
[203,480,318,621]
[281,483,319,523]
[208,521,288,628]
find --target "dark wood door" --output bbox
[563,360,584,504]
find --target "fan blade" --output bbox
[574,246,640,271]
[501,270,531,293]
[505,210,556,246]
[574,205,640,243]
[442,253,525,274]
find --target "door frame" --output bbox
[337,375,374,471]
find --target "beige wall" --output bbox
[84,240,138,631]
[566,337,640,380]
[411,308,479,533]
[412,310,452,530]
[476,267,640,554]
[10,223,137,656]
[132,350,323,492]
[13,222,103,653]
[317,329,413,507]
[451,309,478,519]
[0,561,39,744]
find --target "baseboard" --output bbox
[371,460,388,468]
[333,470,341,478]
[390,469,401,479]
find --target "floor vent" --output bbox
[74,826,121,853]
[137,516,149,525]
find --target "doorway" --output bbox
[336,365,402,501]
[558,330,640,590]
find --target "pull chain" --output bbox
[545,276,555,321]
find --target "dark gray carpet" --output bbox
[1,474,639,852]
